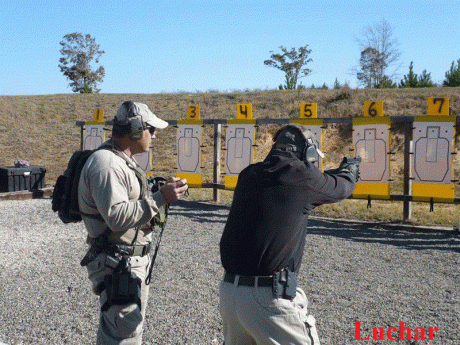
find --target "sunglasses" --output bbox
[143,125,156,135]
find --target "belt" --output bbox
[116,243,152,257]
[87,236,152,257]
[224,272,273,287]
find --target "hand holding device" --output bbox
[160,177,188,203]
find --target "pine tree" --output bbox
[443,59,460,87]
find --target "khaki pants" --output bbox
[86,253,151,345]
[219,276,320,345]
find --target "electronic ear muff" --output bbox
[118,101,144,140]
[304,138,320,163]
[273,125,321,163]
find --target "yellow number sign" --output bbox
[237,104,253,119]
[364,101,384,117]
[186,105,201,120]
[92,109,104,123]
[427,97,449,116]
[299,103,318,118]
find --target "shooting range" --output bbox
[176,106,204,187]
[83,109,105,150]
[1,94,459,345]
[291,102,324,170]
[75,96,460,223]
[352,102,391,199]
[224,104,256,189]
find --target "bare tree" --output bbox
[59,33,105,93]
[356,19,401,88]
[264,46,312,90]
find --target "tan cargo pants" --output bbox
[219,275,321,345]
[86,253,151,345]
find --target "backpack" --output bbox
[52,149,102,223]
[52,147,169,226]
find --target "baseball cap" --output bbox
[115,101,168,129]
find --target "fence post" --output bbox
[403,120,413,222]
[80,124,84,151]
[213,123,222,202]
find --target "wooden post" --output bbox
[403,120,413,222]
[213,123,222,202]
[80,124,85,151]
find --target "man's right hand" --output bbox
[325,157,361,182]
[337,157,361,182]
[160,177,188,203]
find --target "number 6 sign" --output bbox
[364,101,384,117]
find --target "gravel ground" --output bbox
[0,198,459,345]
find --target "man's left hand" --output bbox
[160,177,188,203]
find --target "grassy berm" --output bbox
[1,87,460,227]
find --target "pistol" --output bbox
[343,156,362,165]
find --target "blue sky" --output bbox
[1,0,459,95]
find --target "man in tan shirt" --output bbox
[78,101,188,344]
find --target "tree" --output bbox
[443,59,460,87]
[333,78,341,89]
[376,76,397,89]
[357,47,385,88]
[399,61,435,88]
[356,19,401,88]
[264,46,312,90]
[59,33,105,93]
[399,61,418,88]
[418,70,435,87]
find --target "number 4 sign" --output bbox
[237,104,253,119]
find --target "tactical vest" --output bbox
[87,142,154,246]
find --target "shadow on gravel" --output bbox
[308,218,460,254]
[168,201,460,253]
[168,200,229,224]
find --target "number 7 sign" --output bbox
[427,97,449,116]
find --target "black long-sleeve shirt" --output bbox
[220,149,356,276]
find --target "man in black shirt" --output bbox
[219,124,360,344]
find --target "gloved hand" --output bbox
[325,157,361,182]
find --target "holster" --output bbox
[80,246,99,267]
[272,268,297,300]
[101,256,142,312]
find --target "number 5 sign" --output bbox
[300,103,318,118]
